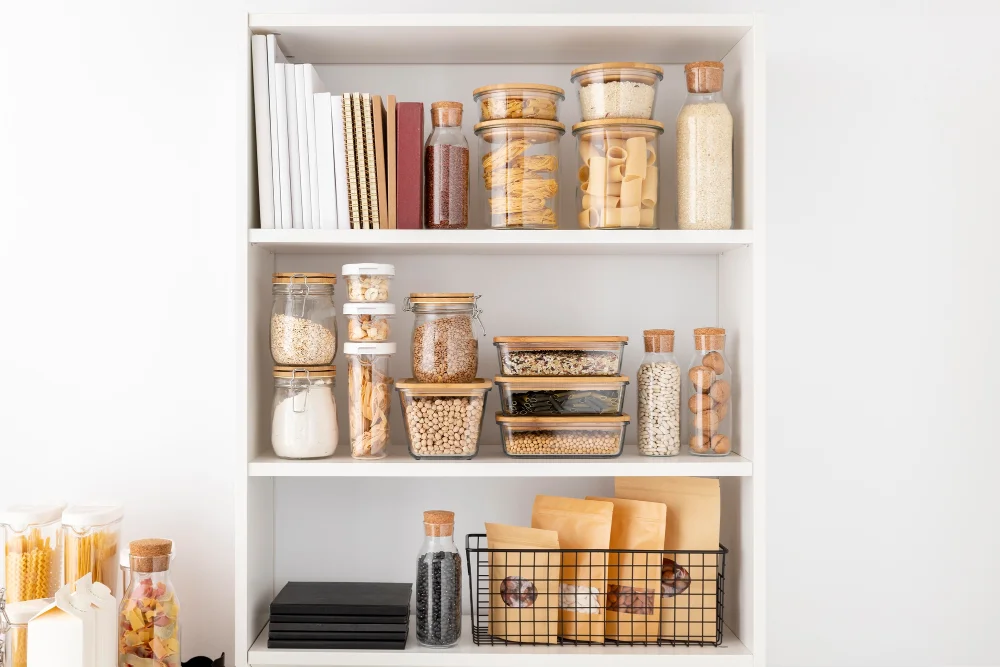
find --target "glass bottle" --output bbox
[677,61,734,230]
[425,102,469,229]
[685,327,732,456]
[637,329,681,456]
[119,539,180,667]
[270,273,337,366]
[415,511,462,648]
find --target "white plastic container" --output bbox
[343,302,395,342]
[345,342,396,459]
[342,263,395,302]
[1,505,64,603]
[61,505,124,596]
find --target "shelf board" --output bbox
[249,229,752,256]
[248,620,751,666]
[249,447,751,478]
[249,14,753,65]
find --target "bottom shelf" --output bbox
[248,619,752,666]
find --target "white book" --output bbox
[314,93,338,230]
[331,95,350,230]
[294,64,312,229]
[250,35,275,228]
[266,36,286,229]
[284,64,303,229]
[272,53,292,228]
[305,65,326,229]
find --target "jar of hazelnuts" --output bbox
[684,327,732,456]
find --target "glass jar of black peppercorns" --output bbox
[416,510,462,647]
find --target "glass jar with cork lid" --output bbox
[119,539,180,667]
[425,102,469,229]
[637,329,681,456]
[415,510,461,648]
[677,61,734,230]
[685,327,733,456]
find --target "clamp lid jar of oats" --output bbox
[573,119,663,229]
[684,327,732,456]
[474,119,564,229]
[570,62,663,121]
[405,293,482,383]
[344,342,395,460]
[271,273,337,366]
[473,83,565,121]
[272,366,339,460]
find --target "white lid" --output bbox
[342,302,396,316]
[6,598,53,625]
[341,263,395,276]
[62,505,124,529]
[0,504,66,530]
[343,341,397,355]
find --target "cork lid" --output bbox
[643,329,675,353]
[694,327,726,350]
[423,510,455,537]
[130,538,173,573]
[273,272,336,285]
[431,101,462,127]
[685,61,724,94]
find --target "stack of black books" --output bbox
[267,582,412,650]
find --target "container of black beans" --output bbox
[495,375,630,416]
[416,510,462,647]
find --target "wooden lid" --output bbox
[423,510,455,524]
[494,375,628,386]
[694,327,726,351]
[474,118,566,143]
[273,272,336,285]
[496,412,630,424]
[494,335,627,343]
[570,62,664,86]
[409,292,476,304]
[396,378,492,391]
[423,510,455,537]
[431,101,463,109]
[129,538,172,573]
[273,365,336,379]
[571,62,665,77]
[643,329,675,353]
[685,61,724,71]
[572,118,665,139]
[473,82,566,98]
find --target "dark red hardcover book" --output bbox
[395,102,424,229]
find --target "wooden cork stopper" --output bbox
[431,102,463,127]
[643,329,674,353]
[129,538,172,573]
[694,327,726,351]
[685,61,724,94]
[423,510,455,537]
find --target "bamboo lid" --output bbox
[130,538,172,573]
[494,335,627,343]
[474,118,566,143]
[694,327,727,351]
[396,378,492,391]
[473,82,566,98]
[424,510,455,537]
[496,412,630,424]
[409,292,476,304]
[273,365,336,379]
[570,62,664,86]
[494,375,628,386]
[572,118,665,141]
[273,272,336,285]
[643,329,675,353]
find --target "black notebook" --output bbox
[270,582,413,617]
[269,631,408,641]
[269,614,408,625]
[270,622,407,633]
[266,638,407,650]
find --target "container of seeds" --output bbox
[494,336,628,376]
[496,413,630,458]
[495,375,628,416]
[570,62,664,121]
[473,83,565,121]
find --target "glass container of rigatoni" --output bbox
[474,119,564,229]
[495,375,629,416]
[573,119,663,229]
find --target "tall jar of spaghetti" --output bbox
[62,505,124,595]
[1,505,63,602]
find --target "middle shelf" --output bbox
[249,447,752,477]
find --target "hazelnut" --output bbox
[688,394,714,414]
[711,434,731,455]
[715,402,729,422]
[709,379,731,404]
[690,435,711,454]
[688,365,716,393]
[693,409,720,432]
[702,351,725,374]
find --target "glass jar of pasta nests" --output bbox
[474,119,564,229]
[572,119,663,229]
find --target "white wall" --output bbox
[2,2,998,667]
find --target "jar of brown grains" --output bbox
[425,102,469,229]
[405,293,482,383]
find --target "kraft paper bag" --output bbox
[614,477,721,642]
[530,495,614,643]
[587,496,667,642]
[485,523,561,644]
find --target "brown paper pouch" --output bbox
[485,523,561,644]
[530,495,614,643]
[587,496,667,642]
[614,477,721,642]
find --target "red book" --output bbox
[395,102,424,230]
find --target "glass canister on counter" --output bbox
[475,119,564,229]
[270,273,337,366]
[685,327,732,456]
[637,329,681,456]
[425,102,469,229]
[3,599,50,667]
[1,505,63,603]
[573,119,664,229]
[570,62,664,121]
[345,342,395,460]
[120,539,180,667]
[405,293,482,383]
[472,83,565,121]
[62,505,123,595]
[677,61,734,230]
[272,366,339,459]
[415,511,461,648]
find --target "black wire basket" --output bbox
[465,534,727,647]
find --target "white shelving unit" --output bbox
[239,13,765,667]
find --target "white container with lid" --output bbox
[342,263,395,303]
[343,302,396,342]
[3,598,52,667]
[61,505,124,595]
[1,505,65,603]
[344,342,396,460]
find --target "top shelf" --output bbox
[249,13,754,65]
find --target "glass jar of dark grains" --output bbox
[416,510,462,647]
[425,102,469,229]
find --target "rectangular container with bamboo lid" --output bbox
[396,379,493,459]
[493,336,628,377]
[495,375,629,416]
[496,413,630,458]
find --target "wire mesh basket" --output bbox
[465,534,726,646]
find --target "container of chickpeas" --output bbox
[396,379,493,459]
[475,119,564,229]
[573,119,663,229]
[496,414,629,458]
[473,83,565,121]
